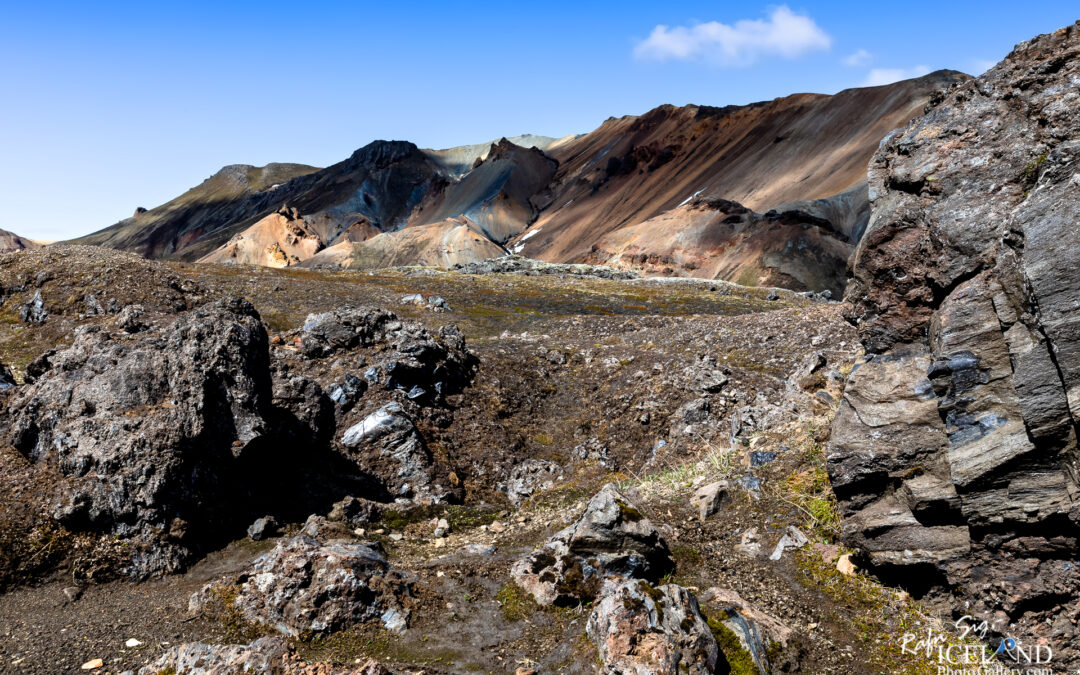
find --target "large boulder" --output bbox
[340,402,436,502]
[299,306,472,399]
[511,484,674,606]
[830,22,1080,665]
[191,534,411,637]
[4,298,273,575]
[587,580,718,675]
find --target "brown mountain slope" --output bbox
[582,193,858,295]
[514,70,969,265]
[303,217,505,269]
[70,163,320,258]
[71,142,451,261]
[0,229,39,254]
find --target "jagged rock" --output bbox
[115,304,147,333]
[0,362,14,392]
[191,535,411,637]
[700,587,802,673]
[327,496,382,525]
[84,293,104,315]
[19,289,46,323]
[768,526,809,561]
[503,459,560,505]
[587,580,718,675]
[511,484,674,606]
[247,516,278,541]
[137,637,392,674]
[690,481,729,521]
[681,355,728,394]
[4,298,273,575]
[300,307,472,400]
[832,23,1080,668]
[571,437,609,464]
[749,451,776,467]
[340,402,437,501]
[737,528,763,557]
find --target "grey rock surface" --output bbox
[830,22,1080,667]
[511,484,674,606]
[587,580,718,675]
[5,298,273,575]
[191,534,411,637]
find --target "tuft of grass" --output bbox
[495,582,540,622]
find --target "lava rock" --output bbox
[503,458,560,505]
[247,516,279,541]
[690,481,729,520]
[192,535,411,637]
[0,362,14,392]
[700,587,802,673]
[749,451,777,467]
[19,290,46,323]
[511,484,674,606]
[587,579,718,675]
[339,402,436,501]
[5,298,273,575]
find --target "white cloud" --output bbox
[844,49,872,67]
[862,65,931,87]
[634,6,832,67]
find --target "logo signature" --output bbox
[898,615,1055,675]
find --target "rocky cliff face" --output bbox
[830,22,1080,660]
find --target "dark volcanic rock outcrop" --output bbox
[5,299,278,575]
[830,22,1080,663]
[511,484,674,606]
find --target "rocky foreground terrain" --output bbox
[1,20,1079,675]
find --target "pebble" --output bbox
[124,638,142,648]
[490,520,507,533]
[81,659,103,670]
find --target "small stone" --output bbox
[433,518,450,538]
[490,520,507,534]
[749,451,777,467]
[690,481,730,520]
[81,659,103,670]
[737,528,763,557]
[837,554,856,576]
[247,515,279,541]
[389,533,404,541]
[766,291,779,301]
[124,638,142,648]
[62,586,83,602]
[354,528,365,536]
[769,526,810,561]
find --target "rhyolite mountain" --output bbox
[0,229,38,254]
[71,72,966,294]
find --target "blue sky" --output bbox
[2,1,1077,241]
